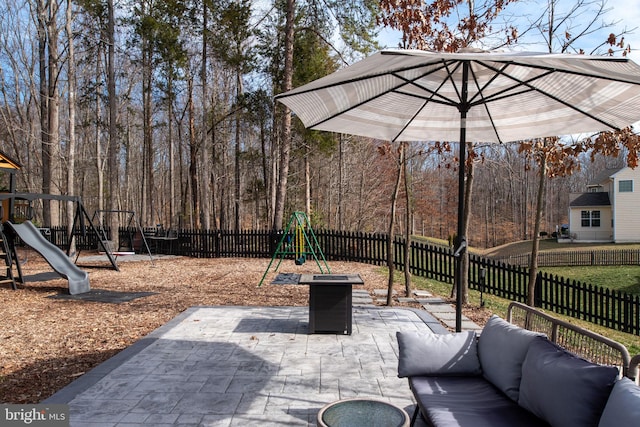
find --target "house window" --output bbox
[587,185,602,193]
[619,180,633,192]
[581,210,601,227]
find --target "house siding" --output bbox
[611,168,640,242]
[569,205,613,241]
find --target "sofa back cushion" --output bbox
[396,331,481,377]
[478,315,545,401]
[518,337,618,427]
[598,377,640,427]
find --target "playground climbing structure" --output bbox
[0,221,21,290]
[258,211,330,286]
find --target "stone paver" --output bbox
[376,288,481,332]
[44,283,481,427]
[45,305,438,426]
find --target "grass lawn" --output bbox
[399,238,640,352]
[419,236,640,294]
[480,239,640,258]
[399,270,640,356]
[539,265,640,296]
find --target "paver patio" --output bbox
[45,304,444,426]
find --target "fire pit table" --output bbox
[317,398,410,427]
[298,273,364,335]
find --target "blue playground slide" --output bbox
[6,220,90,295]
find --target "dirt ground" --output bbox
[0,251,489,404]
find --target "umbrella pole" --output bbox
[454,62,470,333]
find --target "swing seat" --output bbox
[100,251,135,256]
[295,255,306,265]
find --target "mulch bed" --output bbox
[0,251,489,403]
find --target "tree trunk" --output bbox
[528,140,548,306]
[453,141,474,305]
[338,135,344,229]
[273,0,295,230]
[168,76,175,228]
[402,142,412,296]
[270,122,277,226]
[107,0,118,234]
[260,108,270,226]
[387,144,404,306]
[96,52,105,215]
[461,143,475,305]
[234,67,242,231]
[305,144,311,219]
[65,0,76,254]
[47,0,61,226]
[37,0,50,223]
[200,0,210,229]
[188,76,199,228]
[142,43,153,224]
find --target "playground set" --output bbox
[258,211,330,286]
[0,151,152,294]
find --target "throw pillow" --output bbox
[598,377,640,427]
[478,315,545,401]
[396,331,481,378]
[518,337,618,427]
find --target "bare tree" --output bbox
[65,0,76,254]
[379,0,519,305]
[107,0,118,232]
[522,0,636,306]
[273,0,295,230]
[403,142,414,296]
[386,142,404,306]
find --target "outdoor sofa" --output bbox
[397,302,640,427]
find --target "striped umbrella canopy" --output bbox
[276,49,640,330]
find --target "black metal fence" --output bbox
[41,226,639,335]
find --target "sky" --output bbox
[605,0,640,62]
[375,0,640,63]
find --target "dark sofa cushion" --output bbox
[396,331,481,378]
[518,337,618,427]
[598,377,640,427]
[478,315,545,401]
[409,376,548,427]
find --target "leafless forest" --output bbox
[0,0,632,249]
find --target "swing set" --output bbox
[258,211,330,286]
[0,192,120,271]
[88,209,154,266]
[0,193,153,272]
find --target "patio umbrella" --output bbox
[275,49,640,331]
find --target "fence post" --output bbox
[269,229,282,255]
[534,271,543,308]
[215,230,221,258]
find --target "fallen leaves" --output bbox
[0,251,488,404]
[0,254,382,403]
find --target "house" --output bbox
[568,166,640,243]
